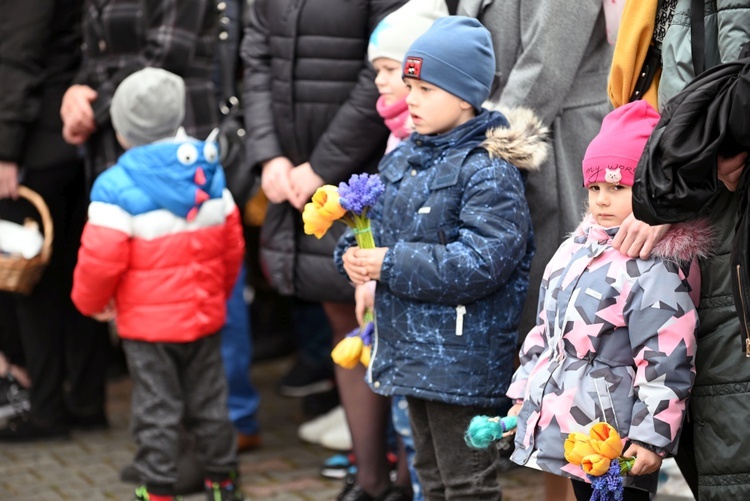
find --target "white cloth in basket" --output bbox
[0,219,44,259]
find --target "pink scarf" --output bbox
[376,96,410,140]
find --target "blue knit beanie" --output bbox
[403,16,495,110]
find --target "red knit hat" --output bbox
[582,100,660,187]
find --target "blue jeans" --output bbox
[392,395,423,501]
[221,265,259,435]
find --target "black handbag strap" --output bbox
[691,0,705,76]
[217,0,239,116]
[630,44,663,102]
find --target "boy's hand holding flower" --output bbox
[301,173,385,369]
[355,281,376,325]
[344,247,388,282]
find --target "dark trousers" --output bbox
[571,479,650,501]
[0,162,109,423]
[123,334,237,496]
[406,396,502,501]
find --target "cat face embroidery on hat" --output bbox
[404,57,423,79]
[604,167,622,184]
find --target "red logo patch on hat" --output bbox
[404,57,423,79]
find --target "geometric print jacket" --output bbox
[507,215,711,493]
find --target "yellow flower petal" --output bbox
[589,423,624,460]
[360,344,371,366]
[302,202,334,239]
[581,454,611,476]
[331,336,363,369]
[564,433,597,466]
[312,185,347,221]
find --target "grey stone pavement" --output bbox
[0,355,692,501]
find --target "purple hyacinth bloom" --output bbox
[338,173,385,215]
[588,459,624,501]
[360,322,374,346]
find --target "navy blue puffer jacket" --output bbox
[336,108,548,407]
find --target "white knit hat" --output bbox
[367,0,448,63]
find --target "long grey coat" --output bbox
[458,0,613,335]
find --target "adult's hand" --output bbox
[288,162,324,210]
[717,151,748,192]
[612,213,670,259]
[260,156,294,203]
[60,84,98,145]
[0,161,19,200]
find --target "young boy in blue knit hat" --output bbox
[337,16,548,500]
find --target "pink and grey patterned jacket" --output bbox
[507,214,712,493]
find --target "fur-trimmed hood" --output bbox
[576,214,714,263]
[482,104,549,171]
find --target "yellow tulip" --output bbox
[564,433,597,465]
[581,454,611,476]
[311,185,347,221]
[360,344,371,366]
[589,423,624,460]
[302,202,334,239]
[331,336,363,369]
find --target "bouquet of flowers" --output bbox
[302,173,385,368]
[564,423,635,501]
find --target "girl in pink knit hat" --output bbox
[501,101,710,500]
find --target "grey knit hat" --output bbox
[367,0,448,63]
[110,67,186,147]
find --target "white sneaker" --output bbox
[298,405,347,445]
[319,417,353,451]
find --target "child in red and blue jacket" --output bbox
[71,68,245,501]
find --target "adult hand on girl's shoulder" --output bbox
[623,443,662,476]
[612,214,670,260]
[717,151,748,192]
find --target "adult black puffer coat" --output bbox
[633,56,750,501]
[0,0,82,170]
[241,0,403,302]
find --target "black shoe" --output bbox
[65,409,109,431]
[0,373,30,420]
[0,412,69,442]
[378,486,412,501]
[277,358,335,397]
[120,448,204,495]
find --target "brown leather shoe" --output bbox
[236,432,261,453]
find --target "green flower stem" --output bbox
[363,308,374,324]
[619,456,635,475]
[351,214,375,249]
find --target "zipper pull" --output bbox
[746,337,750,358]
[456,305,466,336]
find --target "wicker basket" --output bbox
[0,186,53,295]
